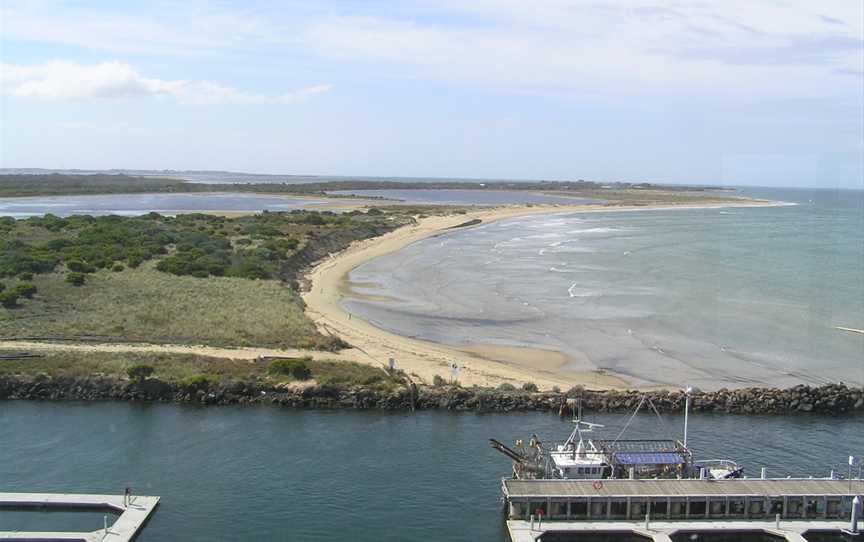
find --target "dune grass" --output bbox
[0,264,339,349]
[0,348,399,391]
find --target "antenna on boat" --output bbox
[683,386,695,448]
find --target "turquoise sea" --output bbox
[345,188,864,390]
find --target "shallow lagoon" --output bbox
[0,192,324,218]
[328,189,602,206]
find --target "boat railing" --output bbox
[502,475,848,482]
[694,459,739,467]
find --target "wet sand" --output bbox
[302,200,780,390]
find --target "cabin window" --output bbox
[748,498,766,517]
[805,497,823,517]
[785,497,804,518]
[650,499,668,518]
[577,467,585,475]
[769,498,783,515]
[509,502,527,519]
[571,500,588,518]
[709,498,726,517]
[550,500,567,518]
[669,498,687,518]
[609,499,627,519]
[590,500,607,518]
[826,498,843,519]
[629,499,647,519]
[729,498,746,517]
[689,498,707,517]
[529,502,548,518]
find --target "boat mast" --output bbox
[683,386,692,448]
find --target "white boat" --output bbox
[491,393,742,481]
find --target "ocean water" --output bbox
[328,189,603,206]
[0,193,324,218]
[0,403,861,540]
[345,188,864,389]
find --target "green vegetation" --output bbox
[0,173,742,200]
[0,210,400,284]
[0,281,39,308]
[497,382,516,391]
[267,357,312,380]
[0,174,193,197]
[65,272,86,286]
[522,382,539,392]
[127,364,155,382]
[0,349,400,392]
[0,265,337,348]
[0,209,410,349]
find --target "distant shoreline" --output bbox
[302,198,785,391]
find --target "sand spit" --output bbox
[302,199,781,390]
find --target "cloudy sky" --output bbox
[1,0,862,187]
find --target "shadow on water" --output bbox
[803,531,861,542]
[670,532,783,542]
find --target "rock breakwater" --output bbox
[0,376,861,416]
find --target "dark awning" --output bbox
[615,452,684,465]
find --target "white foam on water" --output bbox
[568,283,601,298]
[566,227,624,234]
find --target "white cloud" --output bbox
[0,61,332,104]
[1,1,860,100]
[298,1,862,97]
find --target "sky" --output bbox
[0,0,862,188]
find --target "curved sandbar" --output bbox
[302,199,781,390]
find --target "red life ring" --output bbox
[535,508,544,517]
[592,480,604,490]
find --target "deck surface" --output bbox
[504,478,864,498]
[508,519,856,542]
[0,493,159,542]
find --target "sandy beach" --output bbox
[301,199,781,390]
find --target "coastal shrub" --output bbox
[267,358,312,380]
[112,264,125,272]
[182,374,211,391]
[432,375,447,387]
[0,291,20,308]
[127,364,154,383]
[0,283,4,293]
[522,382,539,392]
[17,272,33,281]
[65,272,86,286]
[552,386,561,393]
[126,253,144,268]
[497,382,516,391]
[566,385,585,397]
[12,283,37,299]
[67,260,95,273]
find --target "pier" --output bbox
[0,492,159,542]
[503,478,863,541]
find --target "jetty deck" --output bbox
[0,492,159,542]
[504,478,864,499]
[502,478,863,540]
[507,518,856,542]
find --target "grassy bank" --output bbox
[0,266,330,347]
[0,348,401,391]
[0,209,412,349]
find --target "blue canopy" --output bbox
[615,452,683,465]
